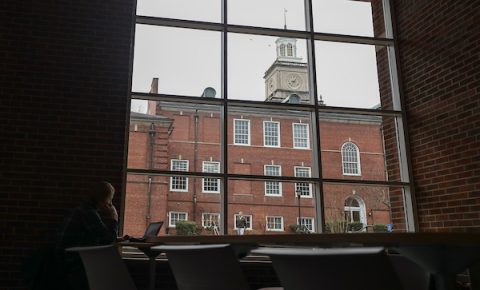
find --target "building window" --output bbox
[234,119,250,145]
[344,197,366,226]
[169,211,188,227]
[202,161,220,193]
[266,216,284,231]
[264,121,280,147]
[170,159,189,192]
[280,44,285,56]
[202,213,220,228]
[234,214,252,230]
[287,43,293,56]
[297,217,314,232]
[292,123,309,149]
[265,165,282,196]
[341,142,361,176]
[294,166,312,197]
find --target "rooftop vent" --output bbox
[201,87,216,98]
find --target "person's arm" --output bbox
[81,205,118,244]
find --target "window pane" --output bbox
[228,106,314,178]
[319,112,402,182]
[228,179,317,235]
[132,25,221,98]
[315,41,391,109]
[312,0,385,38]
[228,33,310,103]
[136,0,221,23]
[228,0,305,31]
[202,161,220,193]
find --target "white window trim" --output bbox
[341,142,362,176]
[264,165,282,196]
[170,159,189,192]
[297,217,315,232]
[202,161,220,193]
[292,123,310,149]
[294,166,312,198]
[168,211,188,227]
[266,216,284,232]
[201,212,220,228]
[263,121,280,148]
[233,214,253,230]
[233,119,251,146]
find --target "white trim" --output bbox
[294,166,312,198]
[292,123,310,149]
[168,211,188,227]
[233,119,250,146]
[202,161,220,193]
[266,216,284,231]
[233,214,253,230]
[264,165,282,196]
[263,121,280,147]
[341,142,362,176]
[201,212,220,228]
[170,159,189,192]
[297,217,315,232]
[344,196,367,226]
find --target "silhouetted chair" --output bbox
[388,253,431,290]
[153,244,280,290]
[252,246,402,290]
[66,245,137,290]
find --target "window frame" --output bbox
[263,120,280,148]
[202,212,220,228]
[292,122,310,149]
[341,142,362,176]
[202,161,220,193]
[264,164,282,196]
[266,216,284,232]
[170,159,189,192]
[294,166,312,198]
[233,118,251,146]
[169,211,188,227]
[297,217,315,232]
[233,214,253,230]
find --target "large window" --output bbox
[170,159,189,192]
[126,0,415,236]
[265,165,282,196]
[263,121,280,147]
[234,119,250,145]
[202,161,220,193]
[234,214,252,230]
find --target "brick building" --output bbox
[124,38,392,236]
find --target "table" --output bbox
[119,233,480,290]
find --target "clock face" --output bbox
[287,73,302,89]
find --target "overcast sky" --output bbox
[131,0,382,112]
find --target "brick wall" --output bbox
[0,0,135,288]
[393,0,480,231]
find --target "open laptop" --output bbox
[127,221,163,242]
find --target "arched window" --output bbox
[287,43,293,56]
[341,142,361,175]
[280,44,286,57]
[344,196,366,226]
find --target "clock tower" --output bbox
[264,37,309,103]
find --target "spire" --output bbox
[284,8,288,30]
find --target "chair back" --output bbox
[153,244,250,290]
[66,245,137,290]
[252,246,402,290]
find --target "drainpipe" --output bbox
[146,123,156,224]
[193,110,199,222]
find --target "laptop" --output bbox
[127,221,163,242]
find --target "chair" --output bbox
[153,244,279,290]
[388,253,431,290]
[66,245,137,290]
[251,246,403,290]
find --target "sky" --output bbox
[131,0,383,112]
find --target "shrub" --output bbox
[347,222,364,232]
[373,224,387,232]
[175,221,198,236]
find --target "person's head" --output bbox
[88,181,115,208]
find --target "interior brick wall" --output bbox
[393,0,480,231]
[0,0,135,288]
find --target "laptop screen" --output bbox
[144,221,163,238]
